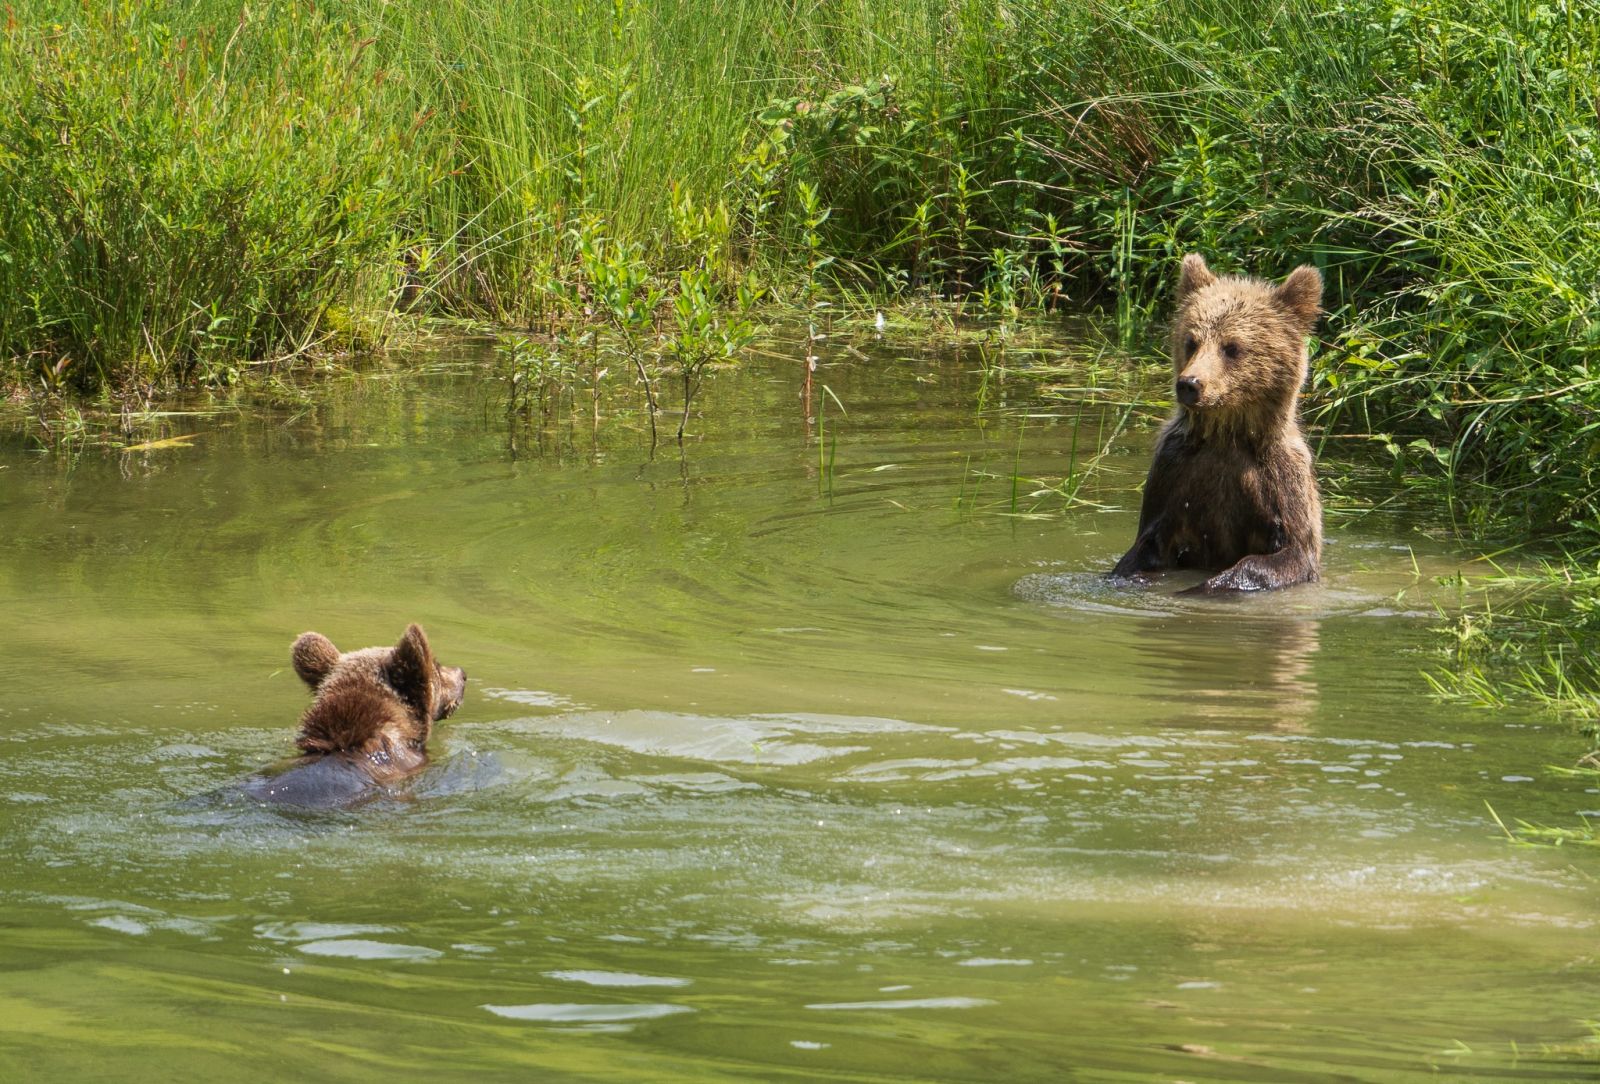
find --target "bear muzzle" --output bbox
[436,665,467,721]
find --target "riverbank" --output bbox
[3,0,1595,529]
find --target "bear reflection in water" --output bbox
[1134,614,1321,734]
[241,624,466,808]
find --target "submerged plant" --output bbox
[1487,789,1600,850]
[501,335,580,423]
[815,384,844,498]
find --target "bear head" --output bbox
[1168,254,1322,433]
[290,624,466,759]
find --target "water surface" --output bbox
[1,335,1595,1081]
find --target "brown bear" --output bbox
[243,624,466,806]
[1111,253,1323,593]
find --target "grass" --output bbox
[1488,767,1600,848]
[1423,560,1600,757]
[0,3,425,392]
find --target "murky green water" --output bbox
[2,336,1596,1082]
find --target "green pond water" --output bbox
[1,335,1596,1082]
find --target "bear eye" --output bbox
[1222,342,1241,360]
[1184,337,1198,357]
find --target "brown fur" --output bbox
[290,624,466,783]
[1112,253,1324,593]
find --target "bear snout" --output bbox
[435,665,467,720]
[1175,376,1203,407]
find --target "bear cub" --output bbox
[1112,253,1324,593]
[245,624,466,806]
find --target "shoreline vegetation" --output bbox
[2,1,1598,770]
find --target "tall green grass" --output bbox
[359,0,804,320]
[2,0,1598,560]
[0,3,427,390]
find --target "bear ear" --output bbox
[291,632,340,689]
[1177,253,1216,301]
[1273,264,1323,330]
[387,623,437,719]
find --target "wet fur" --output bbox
[1113,254,1324,593]
[249,624,466,806]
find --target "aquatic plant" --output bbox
[1488,783,1600,849]
[1425,560,1600,731]
[665,268,760,443]
[815,384,843,498]
[500,334,580,425]
[575,223,663,446]
[793,180,832,418]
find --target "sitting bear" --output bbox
[243,624,466,806]
[1112,254,1324,593]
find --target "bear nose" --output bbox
[1175,376,1202,407]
